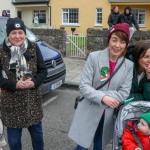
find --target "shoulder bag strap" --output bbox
[128,126,144,150]
[80,57,125,101]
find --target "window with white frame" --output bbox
[132,9,146,26]
[96,8,102,25]
[62,8,79,24]
[33,10,46,23]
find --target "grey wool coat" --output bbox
[68,48,133,149]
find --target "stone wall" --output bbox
[87,28,150,53]
[30,28,67,56]
[30,28,150,57]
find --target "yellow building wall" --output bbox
[50,0,150,33]
[50,0,111,33]
[112,4,150,31]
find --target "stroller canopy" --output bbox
[115,101,150,136]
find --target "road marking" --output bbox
[42,96,57,107]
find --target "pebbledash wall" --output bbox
[30,28,150,57]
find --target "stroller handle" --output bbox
[114,97,134,117]
[118,97,134,108]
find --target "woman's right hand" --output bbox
[16,78,35,89]
[102,95,119,108]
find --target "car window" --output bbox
[0,17,39,44]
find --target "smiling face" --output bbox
[8,29,26,46]
[125,9,130,14]
[113,6,119,13]
[109,33,127,61]
[138,118,150,135]
[138,48,150,72]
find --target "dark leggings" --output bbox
[93,112,105,150]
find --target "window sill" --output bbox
[61,23,80,27]
[139,25,146,28]
[94,24,103,27]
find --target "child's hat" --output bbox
[108,23,130,42]
[138,112,150,125]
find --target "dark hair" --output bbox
[2,10,7,16]
[107,31,128,56]
[124,6,132,14]
[112,5,119,10]
[133,40,150,72]
[111,6,119,13]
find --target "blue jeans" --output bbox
[74,113,105,150]
[74,145,88,150]
[7,122,44,150]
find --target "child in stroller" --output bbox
[113,101,150,150]
[122,112,150,150]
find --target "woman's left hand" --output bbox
[102,95,119,108]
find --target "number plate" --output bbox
[50,80,62,90]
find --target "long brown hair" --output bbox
[133,40,150,72]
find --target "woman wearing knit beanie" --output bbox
[0,17,47,150]
[122,112,150,150]
[68,23,133,150]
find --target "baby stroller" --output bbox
[112,100,150,150]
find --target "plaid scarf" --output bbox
[5,37,28,81]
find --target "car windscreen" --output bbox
[0,17,39,44]
[0,18,7,44]
[26,27,39,42]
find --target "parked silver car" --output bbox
[0,16,66,94]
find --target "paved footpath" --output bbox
[63,57,85,88]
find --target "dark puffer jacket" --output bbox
[119,7,139,30]
[0,39,47,128]
[107,11,120,27]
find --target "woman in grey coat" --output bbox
[68,23,134,150]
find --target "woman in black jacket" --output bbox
[119,6,139,40]
[107,6,120,29]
